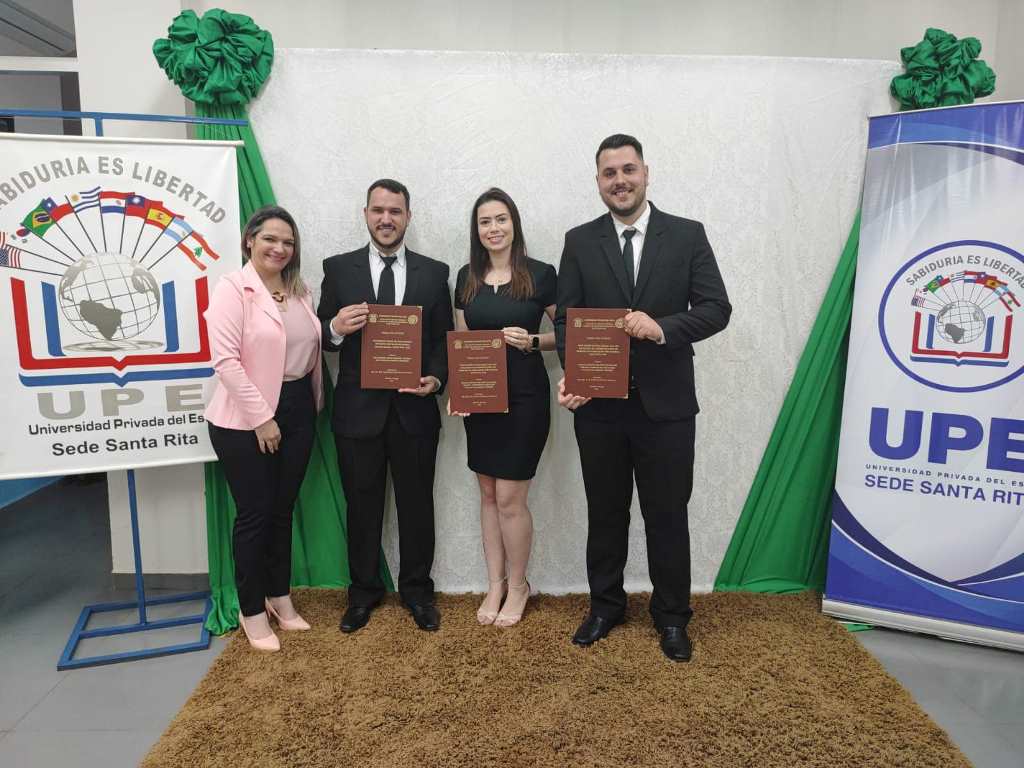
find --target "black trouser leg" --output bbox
[209,375,316,618]
[265,378,316,599]
[385,406,438,606]
[211,425,277,617]
[573,414,634,620]
[336,431,388,607]
[629,399,695,630]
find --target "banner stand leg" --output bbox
[57,469,211,670]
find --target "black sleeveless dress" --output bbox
[454,258,557,480]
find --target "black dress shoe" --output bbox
[339,604,375,633]
[571,613,623,646]
[660,626,692,662]
[407,603,440,631]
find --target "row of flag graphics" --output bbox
[911,270,1021,313]
[11,188,220,274]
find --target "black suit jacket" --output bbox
[317,246,454,438]
[555,204,731,422]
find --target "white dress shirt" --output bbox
[368,242,408,305]
[331,243,407,343]
[611,201,651,283]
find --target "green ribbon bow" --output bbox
[153,9,274,107]
[890,28,995,111]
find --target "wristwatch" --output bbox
[530,334,540,352]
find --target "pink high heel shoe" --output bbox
[265,597,311,631]
[238,610,280,652]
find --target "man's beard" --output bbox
[606,190,645,219]
[370,227,405,253]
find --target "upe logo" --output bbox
[1,187,220,387]
[878,240,1024,393]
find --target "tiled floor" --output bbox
[0,480,225,767]
[857,628,1024,767]
[1,480,1021,767]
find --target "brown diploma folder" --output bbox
[564,308,630,398]
[447,330,509,413]
[360,304,423,389]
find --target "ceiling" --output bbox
[0,0,75,57]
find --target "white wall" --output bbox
[107,467,209,574]
[996,0,1024,100]
[61,0,1021,576]
[189,0,1019,98]
[73,0,186,139]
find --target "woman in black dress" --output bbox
[452,188,556,627]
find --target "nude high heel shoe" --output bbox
[476,577,507,625]
[238,610,280,652]
[265,597,311,631]
[495,580,536,628]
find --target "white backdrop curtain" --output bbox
[249,49,899,593]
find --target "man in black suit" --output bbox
[555,135,731,661]
[318,178,453,633]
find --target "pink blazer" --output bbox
[204,261,324,430]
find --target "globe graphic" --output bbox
[935,299,986,345]
[57,253,161,342]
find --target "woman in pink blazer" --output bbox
[205,205,323,652]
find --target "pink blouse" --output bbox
[279,299,319,381]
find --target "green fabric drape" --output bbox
[193,102,273,214]
[715,214,860,594]
[153,9,273,107]
[890,27,995,110]
[154,9,393,634]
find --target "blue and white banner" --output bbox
[0,135,239,479]
[825,102,1024,646]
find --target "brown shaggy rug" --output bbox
[142,591,969,768]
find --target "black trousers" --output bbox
[573,394,696,629]
[336,400,438,608]
[208,375,316,617]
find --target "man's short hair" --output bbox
[366,178,410,209]
[595,134,644,166]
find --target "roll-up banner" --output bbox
[0,135,239,480]
[823,102,1024,652]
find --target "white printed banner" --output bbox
[825,102,1024,642]
[0,135,239,479]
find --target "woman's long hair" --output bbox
[241,205,306,296]
[461,188,533,304]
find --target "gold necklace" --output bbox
[271,290,286,303]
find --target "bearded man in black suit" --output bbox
[555,135,731,661]
[318,179,453,633]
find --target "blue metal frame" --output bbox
[57,470,212,670]
[0,107,249,669]
[0,107,248,136]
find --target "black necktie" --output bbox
[622,228,637,294]
[378,255,397,304]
